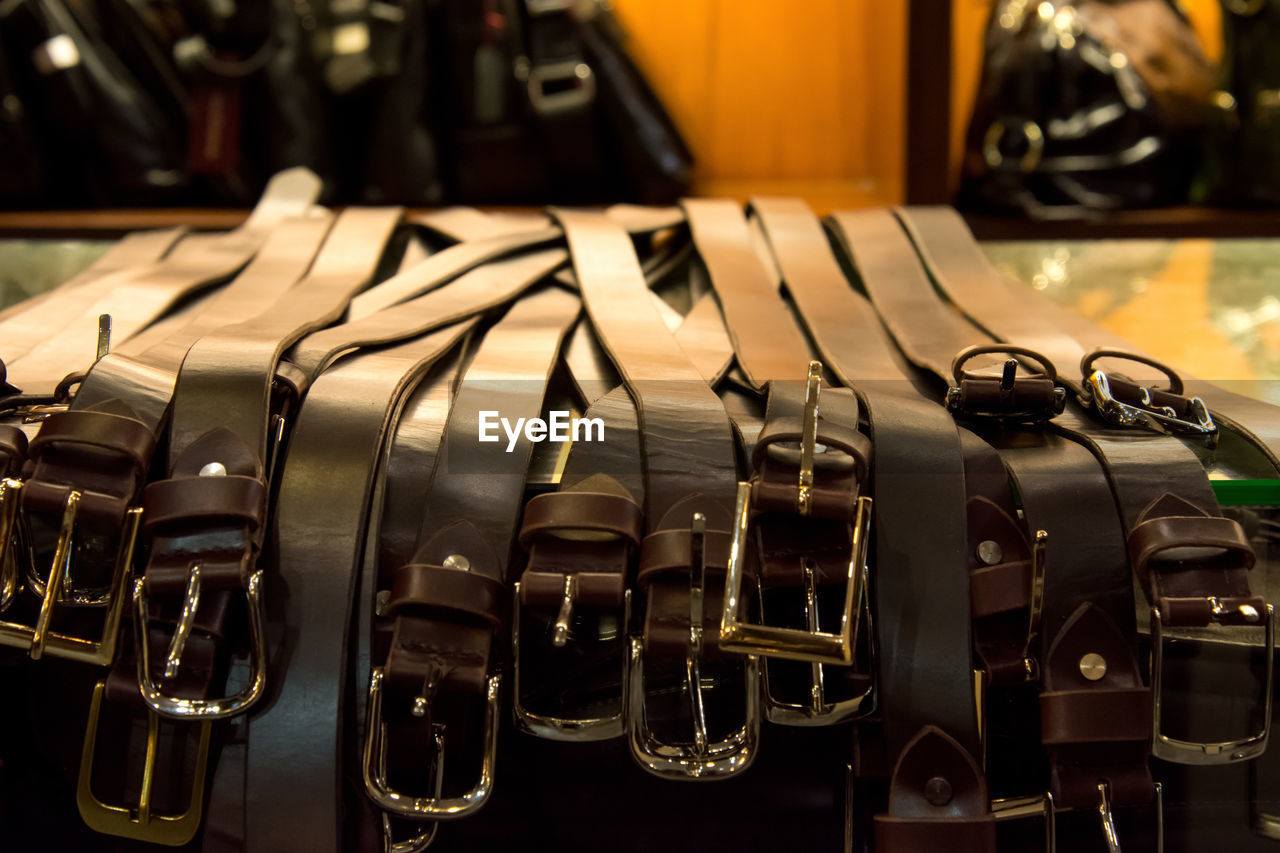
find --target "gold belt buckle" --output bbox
[76,679,212,846]
[0,482,142,665]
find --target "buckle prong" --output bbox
[1023,530,1048,680]
[134,569,267,719]
[802,561,827,715]
[551,574,576,648]
[30,489,81,659]
[163,565,201,680]
[797,362,821,517]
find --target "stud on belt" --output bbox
[719,362,875,725]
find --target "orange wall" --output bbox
[611,0,907,212]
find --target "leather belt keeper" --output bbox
[140,475,267,593]
[517,489,640,607]
[1128,511,1260,626]
[385,564,507,695]
[638,528,732,656]
[1040,687,1152,744]
[874,817,996,853]
[0,425,27,476]
[141,475,266,534]
[970,560,1033,620]
[23,410,156,519]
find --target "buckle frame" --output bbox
[720,362,875,665]
[628,513,760,780]
[511,581,629,741]
[1150,603,1274,764]
[363,667,500,819]
[525,60,595,115]
[0,486,141,665]
[945,344,1066,423]
[132,568,267,719]
[990,782,1164,853]
[1080,348,1216,443]
[76,679,212,847]
[0,478,22,611]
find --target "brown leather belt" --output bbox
[750,197,991,851]
[893,206,1275,771]
[553,207,754,780]
[828,207,1152,847]
[0,227,184,362]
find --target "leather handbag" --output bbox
[958,0,1214,218]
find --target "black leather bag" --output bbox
[958,0,1213,219]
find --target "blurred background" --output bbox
[2,0,1276,234]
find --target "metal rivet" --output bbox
[1079,652,1107,681]
[411,696,428,718]
[198,461,227,478]
[442,554,470,572]
[375,590,390,617]
[977,540,1003,566]
[1241,604,1260,623]
[924,776,953,806]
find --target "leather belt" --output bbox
[893,205,1275,770]
[676,199,876,727]
[751,197,989,850]
[828,207,1152,847]
[553,207,754,780]
[363,286,579,844]
[66,207,402,846]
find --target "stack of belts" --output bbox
[0,169,1276,853]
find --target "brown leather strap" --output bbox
[874,726,996,853]
[753,197,980,764]
[894,205,1280,472]
[0,227,184,362]
[235,322,476,853]
[8,168,323,396]
[681,198,811,388]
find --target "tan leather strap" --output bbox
[0,227,185,361]
[115,215,337,367]
[895,205,1280,472]
[8,168,324,397]
[752,197,980,765]
[681,198,811,388]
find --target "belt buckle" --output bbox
[628,513,760,780]
[720,363,874,665]
[512,581,630,741]
[945,344,1066,423]
[1080,348,1217,444]
[76,679,212,846]
[991,783,1165,853]
[1150,600,1275,764]
[132,568,268,719]
[362,667,501,819]
[524,59,596,116]
[0,481,142,665]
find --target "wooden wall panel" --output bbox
[611,0,907,211]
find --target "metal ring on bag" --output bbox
[983,119,1045,172]
[1226,0,1266,17]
